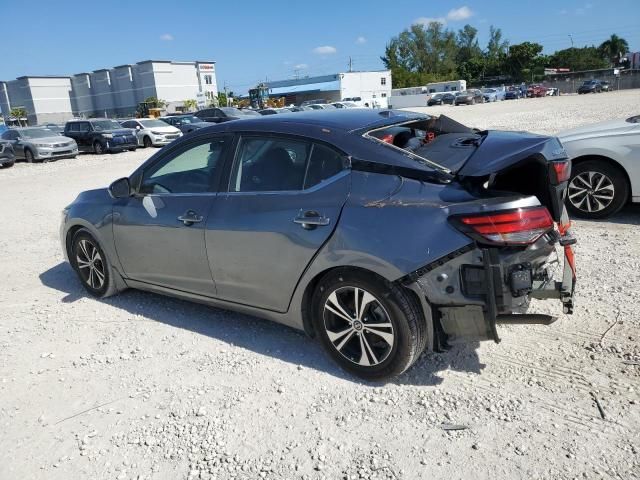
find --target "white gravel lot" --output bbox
[1,90,639,480]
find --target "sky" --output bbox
[1,0,639,94]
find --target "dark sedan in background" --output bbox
[454,89,484,105]
[159,115,211,134]
[578,80,603,94]
[505,87,522,100]
[61,109,575,379]
[194,107,248,123]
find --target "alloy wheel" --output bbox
[568,171,615,213]
[323,286,394,367]
[76,239,106,289]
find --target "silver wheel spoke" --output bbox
[358,335,371,366]
[77,258,91,269]
[327,326,353,343]
[356,290,377,322]
[79,240,90,260]
[335,329,355,352]
[364,326,394,346]
[361,334,379,365]
[93,267,105,286]
[88,268,95,288]
[326,292,354,324]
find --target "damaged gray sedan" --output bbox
[60,110,576,380]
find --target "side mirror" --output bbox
[136,126,141,130]
[109,177,132,199]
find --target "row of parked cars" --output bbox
[427,84,564,107]
[0,101,367,166]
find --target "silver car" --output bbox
[61,110,576,379]
[121,119,183,148]
[0,127,78,162]
[558,115,640,218]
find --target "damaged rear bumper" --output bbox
[402,227,576,345]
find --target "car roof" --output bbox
[214,109,429,133]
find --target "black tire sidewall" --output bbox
[25,149,34,163]
[94,141,104,154]
[70,229,111,297]
[143,136,152,148]
[567,160,629,219]
[311,271,417,380]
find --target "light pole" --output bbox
[568,34,574,48]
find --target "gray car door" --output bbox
[205,135,350,312]
[113,134,231,296]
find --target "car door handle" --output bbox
[177,210,203,226]
[293,211,330,230]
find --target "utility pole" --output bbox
[348,56,353,72]
[223,81,229,106]
[568,34,574,48]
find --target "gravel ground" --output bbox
[1,91,639,480]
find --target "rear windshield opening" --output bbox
[364,115,484,172]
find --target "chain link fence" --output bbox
[543,69,640,94]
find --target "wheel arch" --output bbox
[299,265,433,352]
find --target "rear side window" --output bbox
[230,136,346,192]
[79,123,90,133]
[304,144,346,189]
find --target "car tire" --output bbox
[471,98,475,105]
[1,161,15,168]
[567,160,629,219]
[93,141,105,155]
[143,136,153,148]
[311,269,427,380]
[69,229,119,298]
[24,148,34,163]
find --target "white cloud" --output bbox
[312,45,337,55]
[355,36,367,45]
[160,33,174,41]
[414,16,447,26]
[446,6,473,21]
[294,63,308,69]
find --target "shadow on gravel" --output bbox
[576,203,640,226]
[40,262,484,386]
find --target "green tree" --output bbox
[183,99,197,111]
[217,92,228,107]
[381,22,459,88]
[547,46,608,72]
[486,26,509,60]
[9,107,28,126]
[456,25,482,63]
[143,96,167,109]
[503,42,545,81]
[598,34,629,66]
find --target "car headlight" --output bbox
[150,131,164,135]
[103,134,113,139]
[35,143,50,148]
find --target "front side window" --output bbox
[79,123,90,133]
[141,137,228,194]
[230,136,345,193]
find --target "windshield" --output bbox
[482,88,495,93]
[178,116,198,124]
[220,107,243,116]
[139,119,170,128]
[431,94,443,99]
[20,128,57,139]
[92,120,122,131]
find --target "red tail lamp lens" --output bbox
[452,207,554,245]
[551,161,571,184]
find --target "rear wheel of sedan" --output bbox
[70,229,118,298]
[25,148,34,163]
[567,160,629,219]
[312,270,427,380]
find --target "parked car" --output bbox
[258,108,292,115]
[332,102,360,109]
[601,81,610,92]
[0,141,16,168]
[159,115,210,134]
[441,93,457,104]
[455,90,484,105]
[558,114,640,218]
[301,99,328,107]
[64,119,136,155]
[505,87,522,100]
[427,93,446,106]
[194,107,247,123]
[527,84,547,97]
[1,127,78,162]
[480,88,505,102]
[578,80,602,94]
[288,106,312,112]
[307,104,337,110]
[121,119,182,148]
[239,109,262,116]
[545,87,559,96]
[61,109,575,379]
[39,123,65,135]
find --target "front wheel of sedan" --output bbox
[312,270,427,380]
[566,160,629,219]
[70,229,118,298]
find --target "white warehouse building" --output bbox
[265,70,392,107]
[0,60,218,125]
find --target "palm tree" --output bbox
[182,99,197,112]
[599,34,629,66]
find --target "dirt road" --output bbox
[1,91,639,479]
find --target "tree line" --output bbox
[382,22,630,88]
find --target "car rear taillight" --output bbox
[450,206,554,246]
[550,160,571,184]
